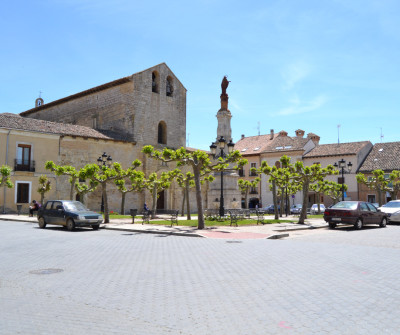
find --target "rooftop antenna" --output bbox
[186,133,190,147]
[337,124,341,145]
[257,121,260,136]
[380,128,384,143]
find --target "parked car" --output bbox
[310,204,326,215]
[324,201,388,229]
[262,204,280,214]
[378,200,400,223]
[290,204,303,214]
[37,200,103,231]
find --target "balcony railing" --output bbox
[14,159,35,172]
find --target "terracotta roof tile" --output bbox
[304,141,371,158]
[358,142,400,172]
[0,113,115,140]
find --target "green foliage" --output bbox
[142,145,247,229]
[37,175,51,204]
[0,165,13,189]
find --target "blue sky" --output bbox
[1,0,399,150]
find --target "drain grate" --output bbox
[29,268,64,275]
[226,240,242,243]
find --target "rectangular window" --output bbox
[15,144,34,171]
[249,163,257,176]
[238,167,244,177]
[16,183,30,203]
[338,177,345,184]
[367,194,376,203]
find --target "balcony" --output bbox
[14,159,35,172]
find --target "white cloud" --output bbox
[281,61,311,91]
[278,94,327,115]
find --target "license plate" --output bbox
[332,218,341,221]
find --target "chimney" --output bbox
[241,134,245,139]
[307,133,320,145]
[270,129,274,140]
[295,129,305,138]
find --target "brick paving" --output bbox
[1,219,400,334]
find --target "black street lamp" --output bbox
[97,152,113,212]
[210,136,235,217]
[333,158,353,201]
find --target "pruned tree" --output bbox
[143,171,175,218]
[356,169,390,206]
[238,177,260,209]
[37,175,51,205]
[1,165,13,213]
[45,162,78,200]
[0,165,13,189]
[79,160,141,223]
[142,146,247,229]
[323,181,348,204]
[114,170,146,215]
[292,161,337,224]
[388,170,400,200]
[74,179,99,205]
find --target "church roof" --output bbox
[0,113,119,141]
[20,63,185,117]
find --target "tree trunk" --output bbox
[151,185,157,219]
[103,182,109,223]
[279,188,284,217]
[69,177,77,200]
[317,192,321,214]
[244,190,249,209]
[121,192,126,215]
[40,193,44,206]
[181,189,185,216]
[272,180,279,220]
[298,180,309,224]
[186,180,191,220]
[193,166,204,229]
[378,189,383,207]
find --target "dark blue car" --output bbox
[37,200,103,231]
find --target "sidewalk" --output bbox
[0,214,327,239]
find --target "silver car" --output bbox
[378,200,400,223]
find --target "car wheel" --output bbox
[354,218,363,230]
[329,222,336,229]
[66,218,75,231]
[38,217,46,229]
[92,224,100,230]
[380,217,387,228]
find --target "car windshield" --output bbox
[64,201,89,212]
[331,201,358,210]
[382,202,400,208]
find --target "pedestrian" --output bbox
[144,203,149,211]
[29,200,39,217]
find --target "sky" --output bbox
[1,0,399,151]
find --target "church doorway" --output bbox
[157,190,165,210]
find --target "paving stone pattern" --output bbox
[1,221,400,334]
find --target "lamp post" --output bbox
[210,136,235,217]
[97,152,112,212]
[333,158,352,201]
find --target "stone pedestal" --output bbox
[208,170,241,211]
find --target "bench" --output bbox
[141,209,179,226]
[228,210,243,227]
[129,209,138,224]
[255,210,266,225]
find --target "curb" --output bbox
[103,226,204,238]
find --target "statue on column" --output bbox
[221,76,230,95]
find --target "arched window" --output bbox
[158,121,167,144]
[166,76,173,97]
[152,71,159,93]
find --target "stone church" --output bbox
[16,63,191,213]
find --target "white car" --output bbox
[310,204,326,215]
[378,200,400,223]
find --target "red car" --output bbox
[324,201,388,230]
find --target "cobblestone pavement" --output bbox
[1,220,400,334]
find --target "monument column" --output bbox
[216,76,232,142]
